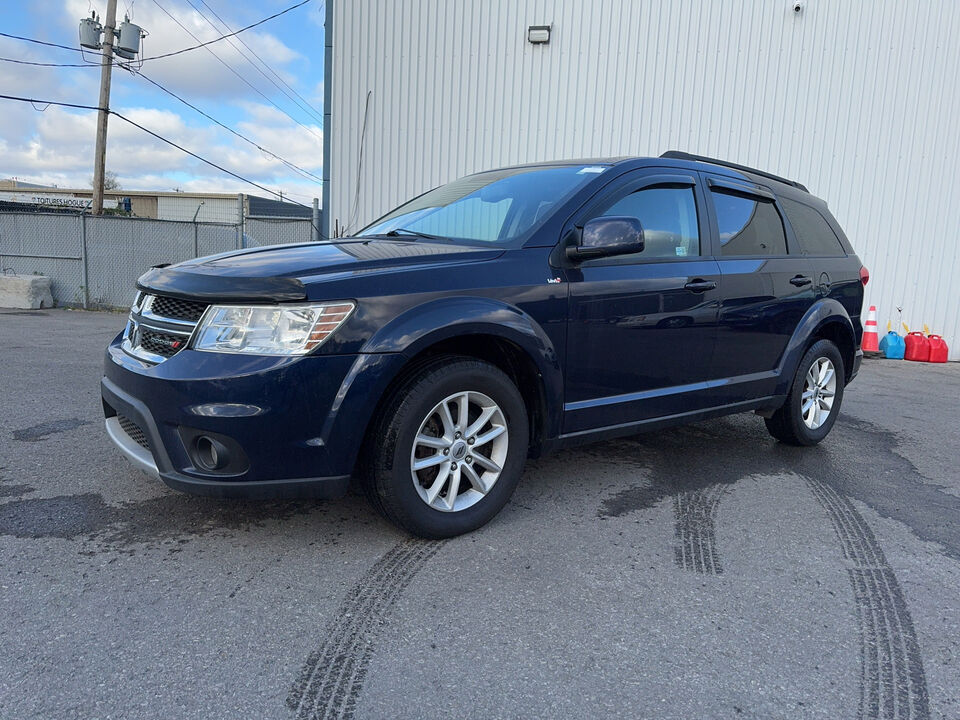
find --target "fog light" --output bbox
[195,435,229,471]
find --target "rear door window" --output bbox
[710,189,788,256]
[779,197,846,256]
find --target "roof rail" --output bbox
[659,151,808,192]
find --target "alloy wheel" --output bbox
[801,356,837,430]
[410,391,509,512]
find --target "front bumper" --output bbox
[102,334,405,498]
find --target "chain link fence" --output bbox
[0,211,315,310]
[245,217,314,247]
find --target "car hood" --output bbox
[136,239,503,302]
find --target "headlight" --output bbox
[192,302,355,355]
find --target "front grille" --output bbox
[139,327,188,358]
[150,295,208,322]
[117,415,149,450]
[123,293,206,363]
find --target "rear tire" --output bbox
[360,356,529,538]
[765,339,845,446]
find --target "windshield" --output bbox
[359,164,609,245]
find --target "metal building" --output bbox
[323,0,960,358]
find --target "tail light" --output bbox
[859,266,870,286]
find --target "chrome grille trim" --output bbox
[122,293,208,364]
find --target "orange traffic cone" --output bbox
[862,305,879,352]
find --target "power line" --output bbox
[0,56,94,68]
[0,94,101,112]
[191,0,323,124]
[0,92,307,205]
[0,0,311,67]
[0,32,82,52]
[0,31,324,185]
[114,110,300,203]
[0,65,323,186]
[135,70,323,185]
[0,31,324,160]
[149,0,323,142]
[133,0,312,62]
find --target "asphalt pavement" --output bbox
[1,308,958,720]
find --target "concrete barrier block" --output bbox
[0,274,55,310]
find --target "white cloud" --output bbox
[1,99,322,196]
[63,0,313,100]
[1,1,324,201]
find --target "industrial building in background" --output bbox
[321,0,960,359]
[0,180,313,224]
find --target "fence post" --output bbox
[237,193,246,248]
[193,221,199,258]
[80,211,89,310]
[312,198,320,242]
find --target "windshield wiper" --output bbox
[385,227,447,240]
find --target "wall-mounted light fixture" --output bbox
[527,25,551,44]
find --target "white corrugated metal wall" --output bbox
[327,0,960,358]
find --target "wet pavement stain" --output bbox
[0,484,35,498]
[0,491,339,552]
[590,413,937,719]
[12,418,89,442]
[595,413,960,562]
[0,466,35,499]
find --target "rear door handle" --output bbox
[790,275,812,287]
[684,279,717,292]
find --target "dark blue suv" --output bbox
[102,153,866,537]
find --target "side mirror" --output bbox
[566,216,644,262]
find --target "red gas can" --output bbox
[904,332,930,362]
[927,335,949,363]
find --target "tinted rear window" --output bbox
[710,189,787,256]
[780,197,846,256]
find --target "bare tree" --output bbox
[90,171,122,191]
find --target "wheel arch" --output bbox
[775,299,858,396]
[354,297,563,466]
[810,318,857,381]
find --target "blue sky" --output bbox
[1,0,325,203]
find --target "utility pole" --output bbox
[91,0,118,215]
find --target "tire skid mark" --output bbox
[673,483,728,574]
[287,538,443,720]
[807,478,930,720]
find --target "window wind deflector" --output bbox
[636,173,697,189]
[707,176,776,200]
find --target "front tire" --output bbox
[765,339,845,446]
[361,357,529,538]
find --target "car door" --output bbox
[562,169,722,434]
[702,174,817,400]
[778,195,863,326]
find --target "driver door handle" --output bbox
[790,275,812,287]
[684,279,717,292]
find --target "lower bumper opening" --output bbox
[105,416,159,479]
